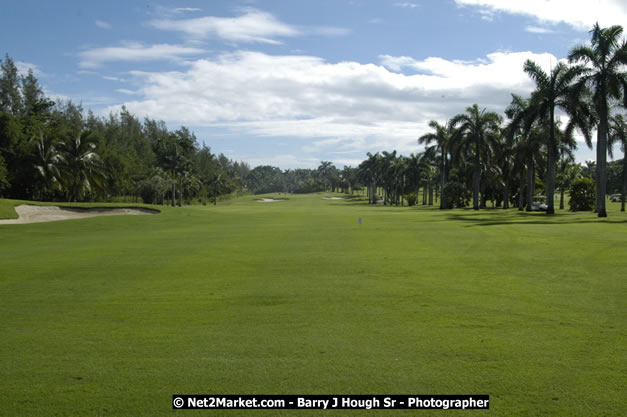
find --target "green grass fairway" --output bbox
[1,195,625,416]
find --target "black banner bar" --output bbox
[172,395,489,410]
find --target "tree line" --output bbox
[0,56,253,205]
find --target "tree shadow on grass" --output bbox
[445,210,627,226]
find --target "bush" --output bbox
[569,178,595,211]
[444,182,470,208]
[137,174,169,205]
[405,193,418,206]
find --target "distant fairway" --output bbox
[0,195,625,416]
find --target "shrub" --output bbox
[569,177,595,211]
[137,174,169,204]
[405,193,418,206]
[444,182,470,208]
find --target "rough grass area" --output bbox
[0,195,625,416]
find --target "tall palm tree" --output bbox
[380,150,404,205]
[59,130,105,201]
[523,60,583,214]
[450,104,503,210]
[505,94,535,211]
[569,23,627,217]
[609,113,627,211]
[405,152,424,201]
[317,161,334,192]
[358,152,382,204]
[418,120,453,209]
[421,147,440,206]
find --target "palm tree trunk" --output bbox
[526,159,534,212]
[171,180,176,207]
[473,143,480,210]
[597,112,608,217]
[594,161,600,213]
[440,153,446,209]
[546,110,556,215]
[518,168,525,211]
[428,183,433,205]
[546,147,556,214]
[621,154,626,212]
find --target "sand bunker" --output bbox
[322,197,345,200]
[256,198,286,203]
[0,205,158,225]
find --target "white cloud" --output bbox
[525,26,557,34]
[311,26,352,37]
[151,6,202,17]
[149,8,299,44]
[95,20,112,29]
[15,61,45,77]
[106,49,557,159]
[115,88,137,95]
[454,0,627,30]
[173,8,201,14]
[479,9,495,21]
[78,42,205,68]
[394,2,417,8]
[379,51,557,91]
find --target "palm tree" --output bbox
[450,104,503,210]
[556,153,576,210]
[418,147,439,206]
[404,152,424,202]
[381,150,406,205]
[609,113,627,211]
[492,130,515,209]
[505,94,536,211]
[523,60,583,214]
[418,120,453,209]
[358,153,382,204]
[317,161,334,192]
[568,23,627,217]
[59,130,105,201]
[31,129,63,199]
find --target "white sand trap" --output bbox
[0,205,158,225]
[256,198,284,203]
[322,197,345,200]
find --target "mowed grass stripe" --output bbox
[0,195,625,416]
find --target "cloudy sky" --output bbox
[2,0,626,168]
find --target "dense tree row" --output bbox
[0,54,250,205]
[244,163,359,195]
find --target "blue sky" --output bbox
[2,0,626,168]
